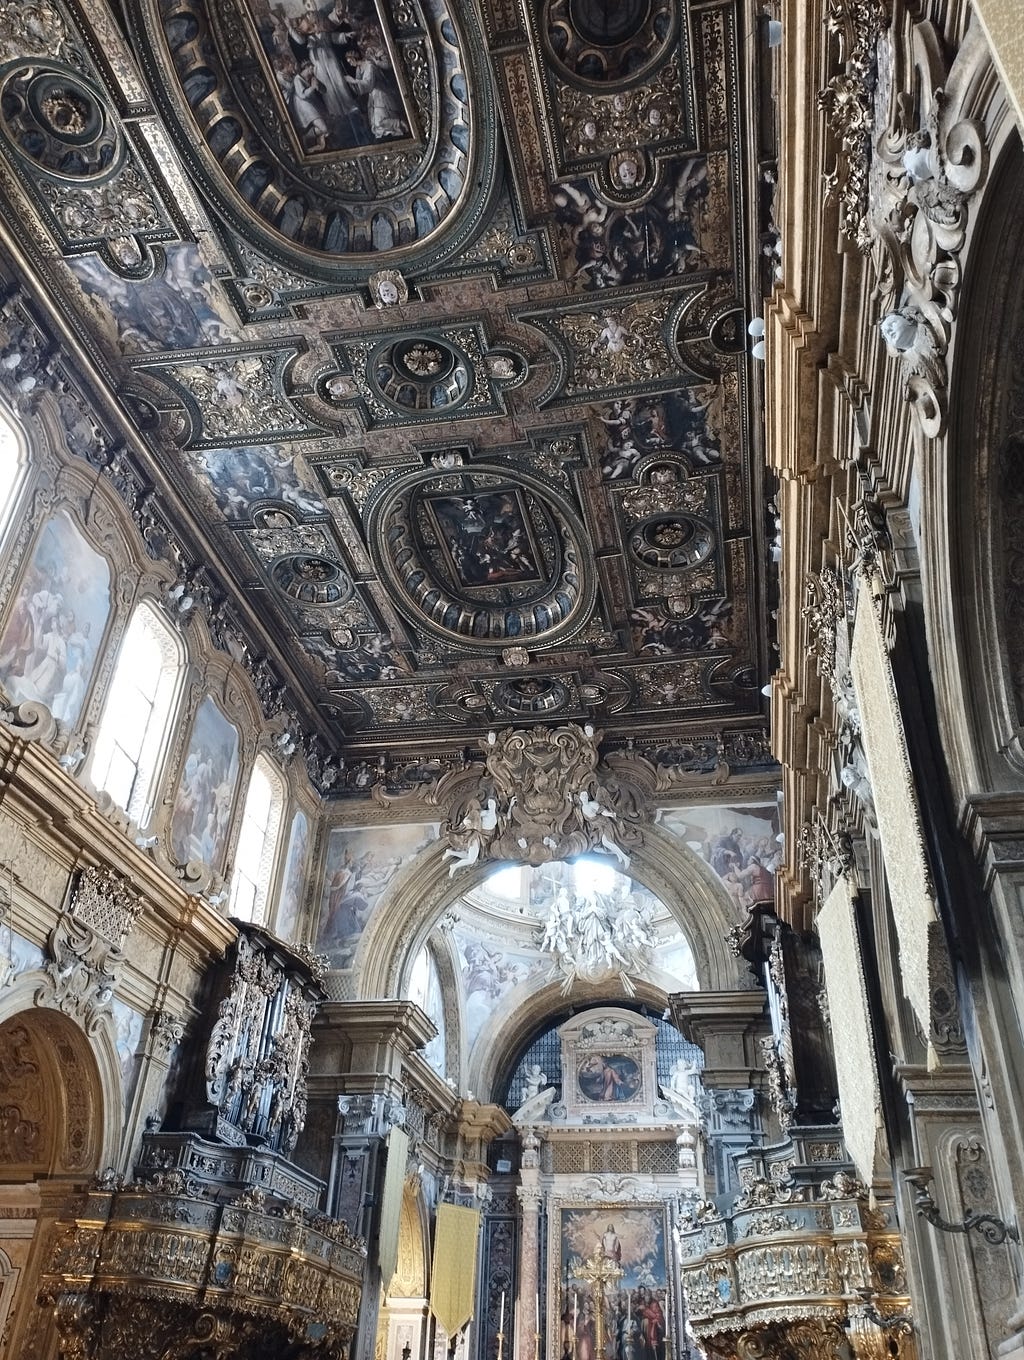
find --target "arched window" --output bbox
[0,403,27,538]
[407,945,445,1075]
[90,602,182,826]
[229,755,285,924]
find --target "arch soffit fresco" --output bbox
[352,820,748,1016]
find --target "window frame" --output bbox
[89,600,184,828]
[228,754,287,925]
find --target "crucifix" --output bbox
[577,1248,624,1360]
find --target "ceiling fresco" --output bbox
[0,0,772,779]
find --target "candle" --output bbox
[500,1290,506,1334]
[573,1293,578,1332]
[536,1293,540,1335]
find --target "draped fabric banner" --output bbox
[378,1126,409,1286]
[429,1202,481,1336]
[851,575,938,1043]
[818,875,884,1184]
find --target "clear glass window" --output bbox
[91,603,182,826]
[229,756,285,924]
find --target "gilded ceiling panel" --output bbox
[0,0,771,774]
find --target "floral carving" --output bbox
[818,0,889,251]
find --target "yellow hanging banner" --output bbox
[378,1126,410,1285]
[429,1202,481,1337]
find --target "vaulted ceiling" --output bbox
[0,0,774,789]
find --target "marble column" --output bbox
[517,1131,543,1360]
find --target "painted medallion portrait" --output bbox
[577,1052,642,1104]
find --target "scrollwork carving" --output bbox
[440,724,645,871]
[35,867,142,1033]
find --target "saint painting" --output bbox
[253,0,413,155]
[560,1206,669,1360]
[169,698,241,869]
[577,1052,642,1104]
[427,489,542,588]
[0,513,111,729]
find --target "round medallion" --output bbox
[544,0,673,83]
[492,675,571,716]
[271,554,352,605]
[1,67,119,179]
[373,337,470,413]
[629,515,715,571]
[367,465,595,648]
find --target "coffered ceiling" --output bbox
[0,0,774,789]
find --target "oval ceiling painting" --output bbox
[137,0,496,269]
[367,465,597,649]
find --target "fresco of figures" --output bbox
[629,600,732,655]
[194,445,326,520]
[429,489,542,587]
[316,822,437,968]
[455,859,698,1049]
[456,935,538,1046]
[659,804,780,908]
[553,156,723,291]
[274,809,310,942]
[69,243,239,355]
[0,513,111,728]
[169,698,241,868]
[252,0,411,152]
[597,389,723,481]
[560,1206,669,1360]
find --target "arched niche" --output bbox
[0,993,118,1180]
[353,823,746,1004]
[918,40,1024,796]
